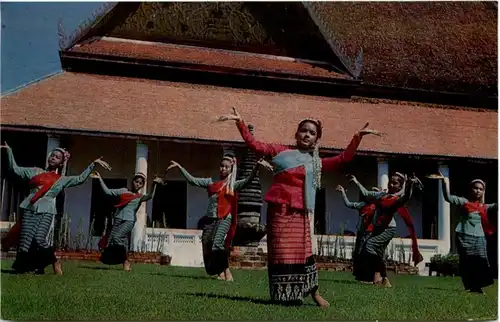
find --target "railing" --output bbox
[315,234,444,276]
[0,222,445,276]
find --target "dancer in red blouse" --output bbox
[350,173,423,287]
[217,107,381,307]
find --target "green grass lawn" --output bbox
[1,260,497,320]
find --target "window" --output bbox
[151,180,187,229]
[314,188,326,235]
[89,178,128,236]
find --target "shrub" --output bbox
[431,254,460,276]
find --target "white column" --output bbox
[46,134,60,247]
[377,158,389,191]
[437,163,451,254]
[131,141,148,252]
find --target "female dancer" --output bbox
[92,171,163,271]
[350,173,423,287]
[217,107,381,307]
[166,153,271,281]
[433,174,496,293]
[0,142,111,275]
[335,184,379,282]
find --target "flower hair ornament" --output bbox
[134,172,147,180]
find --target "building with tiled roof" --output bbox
[1,2,497,273]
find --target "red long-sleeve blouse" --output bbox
[236,120,362,210]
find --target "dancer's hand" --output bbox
[357,122,384,137]
[347,174,358,184]
[216,107,242,122]
[90,171,101,179]
[335,185,345,193]
[257,158,274,172]
[0,142,10,149]
[153,177,165,185]
[426,172,445,180]
[94,157,112,171]
[166,161,180,172]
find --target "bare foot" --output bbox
[123,261,131,272]
[217,273,225,280]
[224,268,234,282]
[380,277,392,288]
[373,272,383,284]
[52,261,63,276]
[312,291,330,308]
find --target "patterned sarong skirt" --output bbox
[12,210,57,273]
[357,226,396,282]
[199,215,232,276]
[100,219,135,265]
[266,204,318,305]
[456,232,494,290]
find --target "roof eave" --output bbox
[1,124,496,162]
[58,51,361,100]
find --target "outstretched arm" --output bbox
[440,177,467,206]
[322,122,382,172]
[322,134,362,172]
[64,162,96,188]
[342,192,365,210]
[177,164,213,188]
[141,181,158,202]
[350,176,384,200]
[3,146,40,180]
[233,159,271,191]
[336,185,364,210]
[92,174,123,197]
[236,120,287,158]
[234,164,258,191]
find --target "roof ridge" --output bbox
[1,71,65,98]
[98,36,337,67]
[58,2,118,50]
[301,2,363,79]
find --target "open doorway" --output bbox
[152,180,187,229]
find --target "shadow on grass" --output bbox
[185,292,316,307]
[1,269,19,275]
[423,286,463,292]
[319,278,361,285]
[151,273,213,280]
[79,265,111,270]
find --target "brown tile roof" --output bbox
[70,38,351,81]
[1,72,497,159]
[307,2,497,93]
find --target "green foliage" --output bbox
[431,254,460,276]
